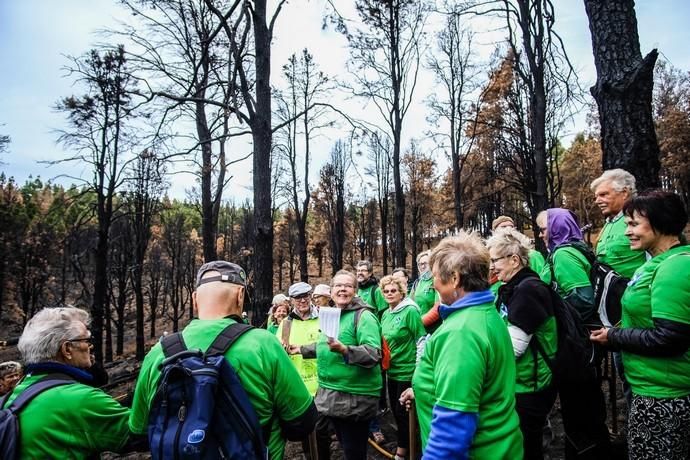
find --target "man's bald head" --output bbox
[193,270,245,319]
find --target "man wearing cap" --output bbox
[129,261,317,460]
[278,282,321,395]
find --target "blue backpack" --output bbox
[0,374,74,460]
[148,322,268,460]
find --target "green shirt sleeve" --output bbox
[356,309,383,349]
[433,329,485,413]
[407,307,426,343]
[266,333,315,422]
[651,253,690,324]
[129,345,164,434]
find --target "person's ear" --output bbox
[192,291,198,315]
[237,286,245,308]
[60,341,73,361]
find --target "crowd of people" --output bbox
[1,169,689,460]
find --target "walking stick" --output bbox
[408,403,418,460]
[308,430,318,460]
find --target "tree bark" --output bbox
[251,0,274,311]
[583,0,661,190]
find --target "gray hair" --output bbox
[355,260,373,272]
[332,269,358,290]
[429,231,490,292]
[486,228,532,267]
[590,169,637,196]
[18,307,90,365]
[416,250,431,263]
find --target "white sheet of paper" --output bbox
[319,307,341,339]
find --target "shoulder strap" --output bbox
[530,336,555,374]
[161,332,188,358]
[6,374,74,414]
[353,308,366,334]
[206,322,254,356]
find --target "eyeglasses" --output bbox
[67,337,94,345]
[292,294,311,302]
[489,255,513,264]
[333,283,354,289]
[382,289,399,294]
[538,227,547,234]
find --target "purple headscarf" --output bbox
[546,208,583,252]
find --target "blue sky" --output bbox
[1,0,688,199]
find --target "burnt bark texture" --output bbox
[584,0,661,190]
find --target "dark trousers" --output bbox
[330,416,371,460]
[302,413,333,460]
[516,386,557,460]
[560,377,611,460]
[387,377,412,450]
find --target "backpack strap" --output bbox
[160,332,188,359]
[5,373,74,414]
[206,322,254,356]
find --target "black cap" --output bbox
[196,261,247,288]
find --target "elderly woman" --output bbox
[486,229,557,460]
[0,307,131,458]
[0,361,23,396]
[379,274,425,460]
[290,269,382,460]
[266,293,290,334]
[591,190,690,459]
[536,208,598,323]
[402,232,523,458]
[537,208,610,458]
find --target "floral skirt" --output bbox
[628,393,690,459]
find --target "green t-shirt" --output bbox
[358,283,387,316]
[619,245,690,398]
[595,213,646,279]
[540,245,592,293]
[315,308,382,397]
[3,374,130,459]
[411,272,439,316]
[381,299,426,381]
[129,318,314,460]
[412,301,523,458]
[267,322,279,335]
[277,317,321,395]
[529,249,546,274]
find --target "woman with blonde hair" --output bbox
[379,274,425,460]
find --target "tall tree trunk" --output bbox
[251,0,274,312]
[583,0,661,190]
[91,218,109,364]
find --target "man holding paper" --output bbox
[289,269,382,460]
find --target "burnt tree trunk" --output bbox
[251,0,274,312]
[583,0,661,190]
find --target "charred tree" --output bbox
[583,0,661,189]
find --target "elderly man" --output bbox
[129,261,317,460]
[591,170,647,409]
[278,281,320,394]
[356,260,386,318]
[591,169,647,278]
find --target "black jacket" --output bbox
[608,318,690,357]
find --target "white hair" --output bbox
[18,307,90,364]
[486,228,532,267]
[590,169,637,196]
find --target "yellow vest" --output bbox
[277,317,320,395]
